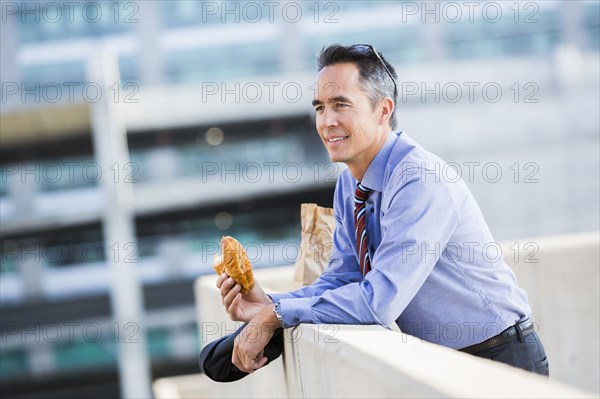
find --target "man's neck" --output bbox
[347,128,391,182]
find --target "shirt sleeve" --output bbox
[276,170,460,328]
[269,178,362,306]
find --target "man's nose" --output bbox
[320,107,338,129]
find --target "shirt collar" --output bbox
[360,131,401,192]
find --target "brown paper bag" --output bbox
[292,203,336,289]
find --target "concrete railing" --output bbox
[154,232,599,398]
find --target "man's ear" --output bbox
[379,97,394,126]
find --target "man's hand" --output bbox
[232,306,280,373]
[217,273,273,322]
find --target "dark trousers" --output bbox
[471,331,549,376]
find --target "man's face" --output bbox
[312,63,389,177]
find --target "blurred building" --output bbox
[1,1,598,397]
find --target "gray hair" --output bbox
[317,44,398,131]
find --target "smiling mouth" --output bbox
[327,136,349,143]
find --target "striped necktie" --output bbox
[354,182,372,277]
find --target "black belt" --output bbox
[459,319,535,355]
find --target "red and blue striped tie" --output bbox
[354,182,372,277]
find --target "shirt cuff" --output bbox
[278,297,313,328]
[267,293,282,304]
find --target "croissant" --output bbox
[213,236,254,294]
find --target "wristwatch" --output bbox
[273,301,285,328]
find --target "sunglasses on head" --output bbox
[350,44,397,101]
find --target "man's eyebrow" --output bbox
[311,96,351,107]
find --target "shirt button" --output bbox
[370,245,375,252]
[370,208,374,213]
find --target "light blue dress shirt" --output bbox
[270,131,531,349]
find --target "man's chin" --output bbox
[327,152,345,163]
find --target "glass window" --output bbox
[0,169,10,197]
[17,1,134,44]
[35,156,97,192]
[161,0,378,30]
[306,26,424,67]
[165,42,279,83]
[0,240,20,274]
[21,62,86,86]
[1,227,104,270]
[0,348,27,380]
[161,0,235,28]
[148,327,171,360]
[584,2,600,50]
[445,7,561,59]
[119,55,139,84]
[54,337,116,372]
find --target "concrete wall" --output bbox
[154,232,599,398]
[505,232,600,394]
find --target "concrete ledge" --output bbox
[153,369,287,399]
[280,324,593,399]
[153,374,210,399]
[153,323,594,399]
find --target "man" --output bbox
[216,44,549,376]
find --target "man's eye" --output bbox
[336,103,348,108]
[315,106,324,112]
